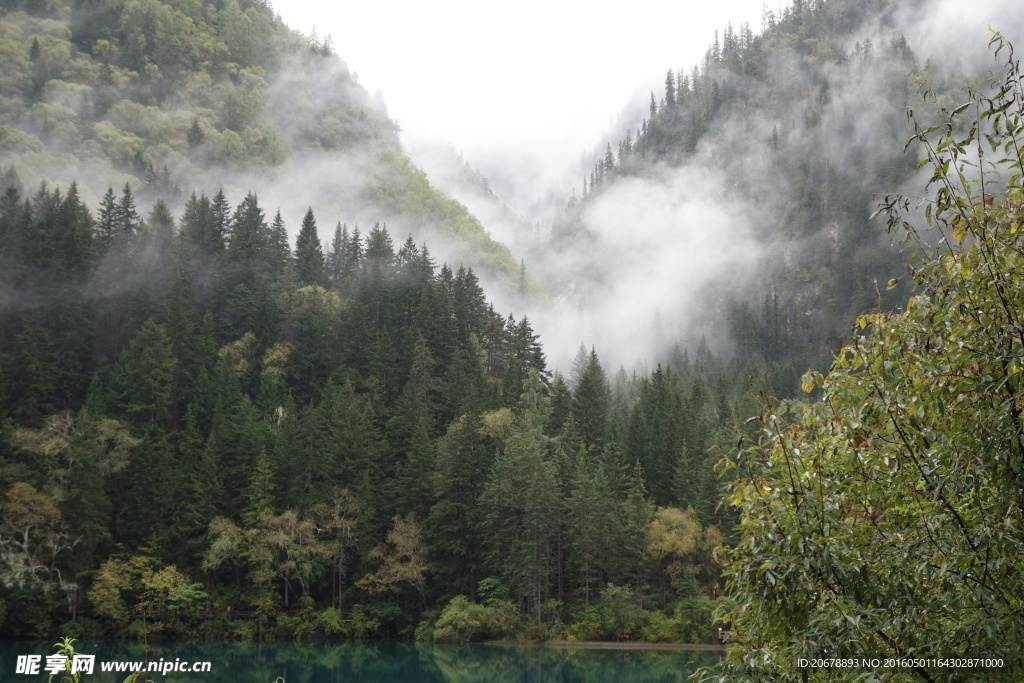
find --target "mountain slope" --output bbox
[525,0,986,383]
[0,0,533,299]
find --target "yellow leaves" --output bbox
[647,507,702,561]
[93,418,140,474]
[1,481,62,542]
[261,341,293,380]
[13,412,74,462]
[730,478,768,507]
[224,335,297,383]
[278,285,342,337]
[220,331,257,378]
[480,408,515,454]
[358,514,429,597]
[646,507,725,588]
[801,371,824,394]
[89,553,195,627]
[88,558,132,622]
[202,517,244,572]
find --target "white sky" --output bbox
[277,0,772,193]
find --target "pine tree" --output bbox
[56,182,95,279]
[620,461,653,587]
[344,224,363,282]
[227,192,266,267]
[165,405,221,565]
[187,116,204,151]
[180,192,214,255]
[572,348,610,455]
[92,187,113,250]
[393,334,438,517]
[327,222,346,291]
[267,209,291,276]
[566,454,618,609]
[243,448,276,527]
[117,182,141,243]
[294,207,327,287]
[109,319,176,430]
[1,311,62,425]
[427,410,491,600]
[321,380,383,506]
[147,198,176,256]
[482,370,561,623]
[211,188,230,252]
[547,372,573,437]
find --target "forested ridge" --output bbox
[538,0,951,386]
[0,174,738,642]
[0,0,532,298]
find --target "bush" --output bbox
[598,584,646,640]
[432,596,498,643]
[564,606,605,642]
[713,37,1024,680]
[58,618,106,640]
[674,596,715,644]
[637,611,680,643]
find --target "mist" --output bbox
[411,0,1021,375]
[4,0,1021,378]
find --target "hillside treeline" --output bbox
[0,175,745,642]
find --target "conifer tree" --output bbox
[210,189,231,252]
[187,116,204,151]
[180,192,214,255]
[566,454,618,608]
[327,222,346,291]
[1,311,61,425]
[427,410,490,599]
[267,210,291,276]
[227,192,266,268]
[146,199,176,262]
[166,405,221,565]
[243,448,276,528]
[482,370,560,623]
[547,372,573,437]
[294,207,327,287]
[109,319,176,430]
[572,348,610,454]
[117,182,141,243]
[56,182,95,279]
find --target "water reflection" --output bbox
[1,639,722,682]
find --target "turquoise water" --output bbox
[1,640,722,682]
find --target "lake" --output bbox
[2,639,723,682]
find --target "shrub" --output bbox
[432,596,497,643]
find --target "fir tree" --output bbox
[267,209,291,276]
[294,207,327,287]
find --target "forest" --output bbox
[0,175,737,643]
[1,0,1022,680]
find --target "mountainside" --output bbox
[519,0,987,384]
[0,0,533,300]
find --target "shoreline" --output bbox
[486,640,724,651]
